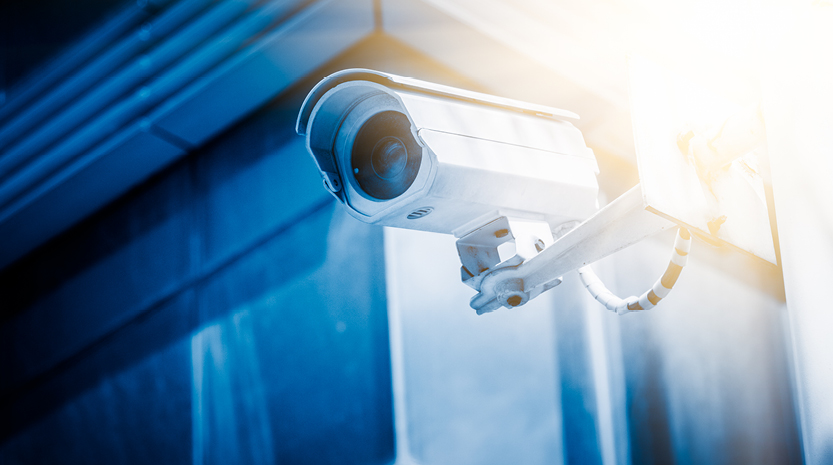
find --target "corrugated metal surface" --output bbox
[0,0,374,268]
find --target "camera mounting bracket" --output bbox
[469,186,675,314]
[456,217,556,292]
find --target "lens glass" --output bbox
[351,111,421,200]
[371,136,408,179]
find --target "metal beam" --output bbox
[0,0,374,268]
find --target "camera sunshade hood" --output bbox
[295,68,579,137]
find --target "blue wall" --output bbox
[0,68,393,464]
[0,25,803,464]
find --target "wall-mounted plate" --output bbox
[628,55,776,264]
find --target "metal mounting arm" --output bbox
[467,184,676,314]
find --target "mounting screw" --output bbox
[495,278,527,309]
[677,129,695,154]
[506,295,523,307]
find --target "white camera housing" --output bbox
[296,69,599,238]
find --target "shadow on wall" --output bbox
[0,31,495,464]
[0,68,393,463]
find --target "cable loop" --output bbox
[577,228,691,315]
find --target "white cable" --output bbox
[577,228,691,315]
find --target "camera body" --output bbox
[296,69,599,238]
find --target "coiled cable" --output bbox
[578,228,691,315]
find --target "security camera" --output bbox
[295,68,713,316]
[296,69,600,307]
[297,69,598,233]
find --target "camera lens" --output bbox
[351,111,421,200]
[371,136,408,180]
